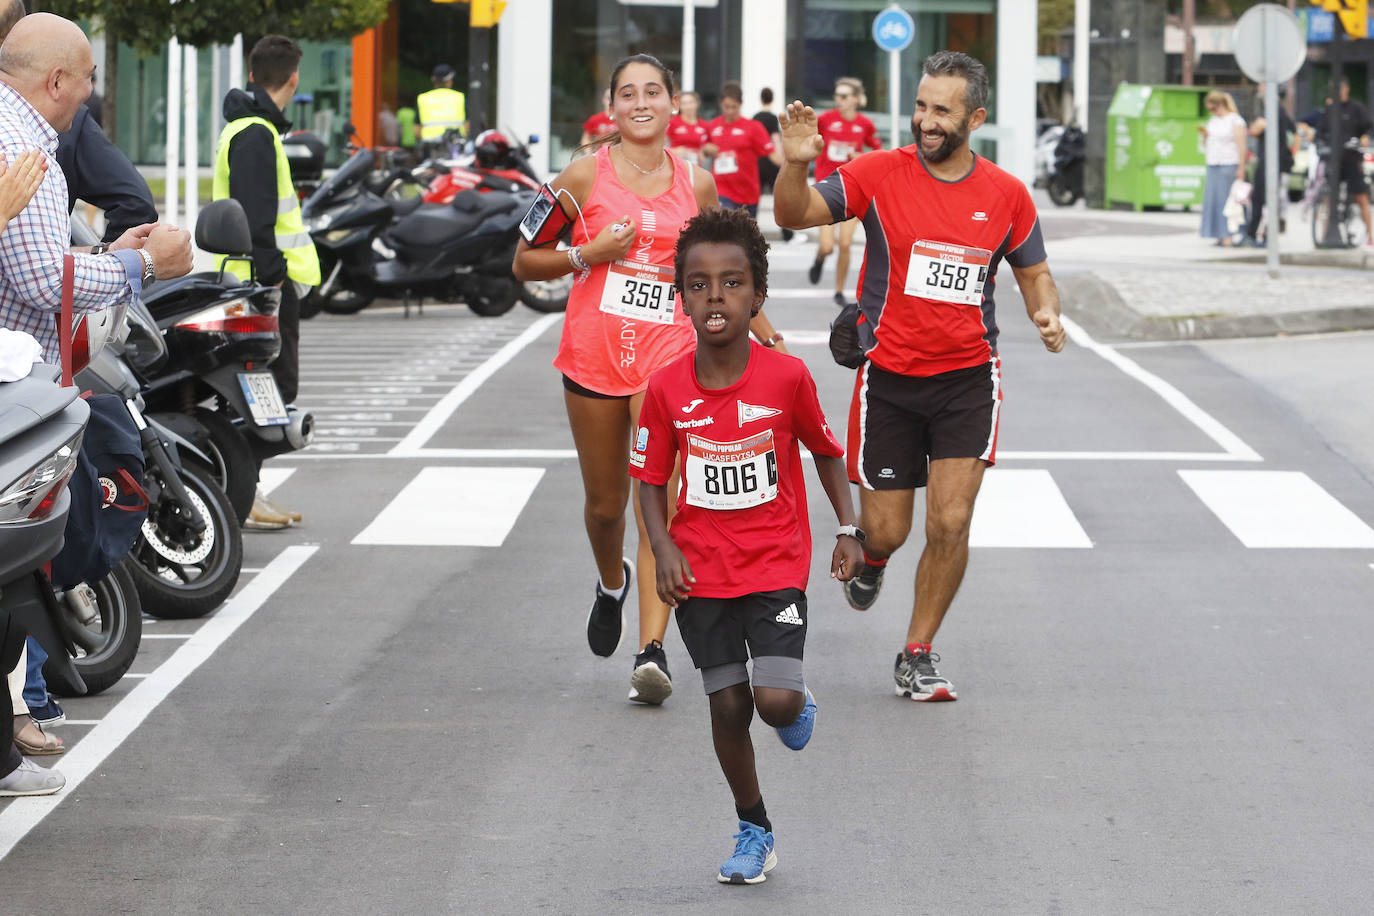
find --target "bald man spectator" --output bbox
[0,12,191,362]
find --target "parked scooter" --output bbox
[132,199,314,524]
[0,361,91,699]
[300,147,570,316]
[385,129,543,204]
[74,291,244,621]
[1047,125,1085,207]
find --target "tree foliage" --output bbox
[39,0,389,52]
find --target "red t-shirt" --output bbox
[667,116,709,164]
[815,148,1047,377]
[630,344,844,598]
[814,110,882,182]
[705,116,774,206]
[582,111,615,139]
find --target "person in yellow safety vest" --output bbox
[417,63,467,147]
[212,34,321,530]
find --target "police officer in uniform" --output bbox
[417,63,467,153]
[213,34,321,529]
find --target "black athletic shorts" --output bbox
[1340,148,1370,197]
[846,358,1001,489]
[562,374,627,400]
[675,588,806,670]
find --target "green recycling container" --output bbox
[1104,83,1210,211]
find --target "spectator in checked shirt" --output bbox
[0,12,191,362]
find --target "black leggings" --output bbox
[1,612,24,778]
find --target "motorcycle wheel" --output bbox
[1048,176,1079,207]
[466,276,520,317]
[317,286,375,315]
[129,456,243,620]
[47,561,143,696]
[193,407,256,525]
[518,274,572,313]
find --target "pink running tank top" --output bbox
[555,145,698,396]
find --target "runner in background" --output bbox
[579,89,616,147]
[807,77,881,306]
[752,88,793,242]
[668,90,710,166]
[703,81,783,217]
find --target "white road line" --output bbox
[0,545,317,861]
[138,634,193,640]
[275,447,1251,463]
[391,313,562,456]
[54,720,102,726]
[1179,470,1374,548]
[353,467,545,546]
[1061,315,1262,462]
[257,467,295,496]
[970,469,1093,548]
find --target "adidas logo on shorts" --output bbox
[774,603,804,626]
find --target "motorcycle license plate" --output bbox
[237,371,289,426]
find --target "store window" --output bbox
[549,0,740,168]
[786,0,995,148]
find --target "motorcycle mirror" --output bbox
[194,198,254,257]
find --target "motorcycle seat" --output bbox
[389,196,424,218]
[387,193,520,249]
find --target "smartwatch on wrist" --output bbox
[90,243,108,255]
[836,524,866,543]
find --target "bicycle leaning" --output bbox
[1305,138,1374,248]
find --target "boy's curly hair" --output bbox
[673,208,770,298]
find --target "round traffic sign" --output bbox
[1232,3,1306,83]
[873,6,915,53]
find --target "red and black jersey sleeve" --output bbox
[1003,178,1047,269]
[629,381,676,486]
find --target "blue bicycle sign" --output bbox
[872,6,915,53]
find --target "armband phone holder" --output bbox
[520,183,575,247]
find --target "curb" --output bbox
[1057,272,1374,341]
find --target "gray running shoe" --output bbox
[842,563,884,611]
[0,758,65,797]
[587,558,632,657]
[628,639,673,704]
[893,650,957,702]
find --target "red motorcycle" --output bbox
[385,129,542,204]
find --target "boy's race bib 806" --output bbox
[600,259,676,324]
[903,239,991,307]
[684,430,778,510]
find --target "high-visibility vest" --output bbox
[417,87,466,141]
[212,116,321,286]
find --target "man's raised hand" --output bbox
[779,101,825,165]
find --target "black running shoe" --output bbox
[587,558,631,657]
[629,639,673,704]
[832,292,847,307]
[893,650,957,702]
[808,259,823,285]
[842,563,884,611]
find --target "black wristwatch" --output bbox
[836,524,866,543]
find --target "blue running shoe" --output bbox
[774,687,816,751]
[718,821,776,884]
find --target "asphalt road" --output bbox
[3,243,1372,915]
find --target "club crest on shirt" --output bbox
[738,401,781,425]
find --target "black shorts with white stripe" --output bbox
[846,358,1001,489]
[674,588,807,672]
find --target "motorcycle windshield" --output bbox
[304,148,375,214]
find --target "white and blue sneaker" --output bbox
[718,821,776,884]
[774,687,816,751]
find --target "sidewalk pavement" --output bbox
[755,190,1374,341]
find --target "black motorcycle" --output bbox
[300,148,567,317]
[135,199,314,524]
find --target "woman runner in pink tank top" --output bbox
[514,54,786,706]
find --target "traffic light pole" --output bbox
[1319,25,1347,248]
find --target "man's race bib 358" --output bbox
[600,259,676,324]
[903,239,991,307]
[684,430,778,510]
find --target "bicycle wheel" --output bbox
[1311,185,1347,247]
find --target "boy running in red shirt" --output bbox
[631,209,864,884]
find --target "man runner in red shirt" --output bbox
[773,51,1066,702]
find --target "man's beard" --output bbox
[913,114,970,163]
